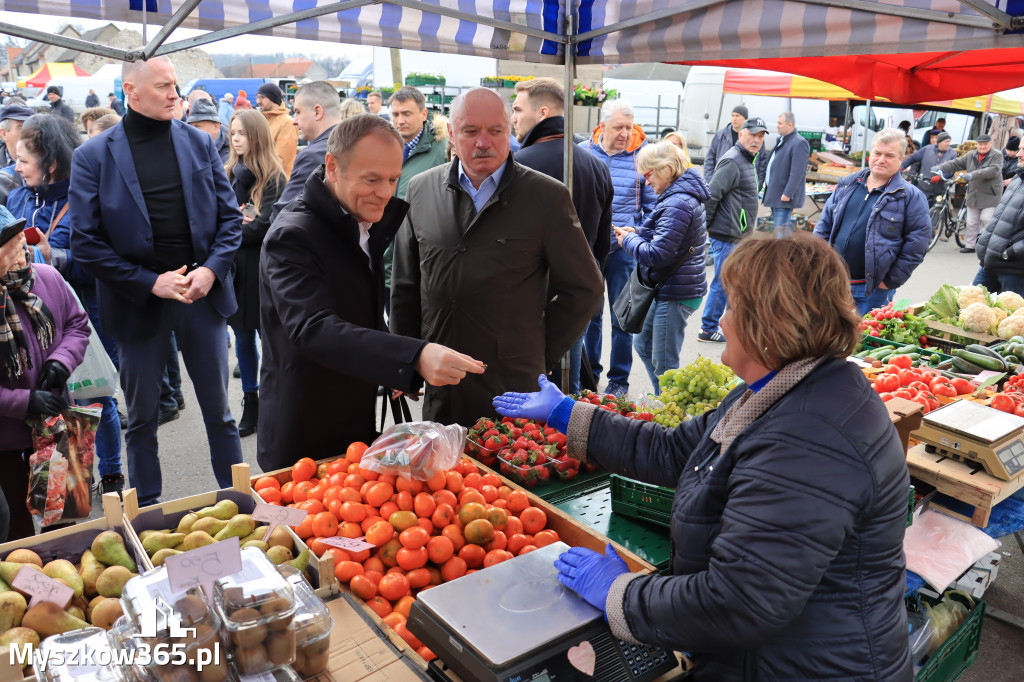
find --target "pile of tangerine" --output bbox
[253,442,561,661]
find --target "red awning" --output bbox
[675,49,1024,106]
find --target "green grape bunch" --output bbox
[650,357,737,428]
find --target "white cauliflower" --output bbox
[959,302,999,333]
[997,291,1024,312]
[957,285,989,309]
[991,307,1008,335]
[998,315,1024,339]
[1013,307,1024,318]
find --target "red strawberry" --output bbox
[523,422,539,434]
[534,466,550,480]
[547,433,567,448]
[512,437,531,451]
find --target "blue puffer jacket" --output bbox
[620,169,709,302]
[6,178,91,291]
[578,124,656,253]
[814,169,931,295]
[575,357,912,681]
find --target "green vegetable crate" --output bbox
[912,592,985,682]
[609,475,674,528]
[858,335,954,367]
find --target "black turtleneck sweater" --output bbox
[123,106,195,271]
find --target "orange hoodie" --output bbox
[589,122,647,153]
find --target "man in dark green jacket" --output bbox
[383,86,448,299]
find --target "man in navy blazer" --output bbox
[70,57,243,506]
[760,111,811,231]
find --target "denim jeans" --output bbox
[568,335,584,394]
[851,282,896,316]
[973,268,1024,296]
[84,394,122,476]
[771,207,793,230]
[634,300,697,389]
[160,333,182,412]
[232,327,260,393]
[585,248,635,387]
[701,238,737,334]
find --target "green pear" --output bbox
[0,577,9,592]
[241,540,269,552]
[265,546,293,566]
[0,591,27,631]
[213,514,255,542]
[182,531,216,552]
[241,525,268,544]
[22,601,89,637]
[267,526,293,549]
[177,512,200,534]
[287,549,311,574]
[95,565,133,598]
[142,532,186,555]
[195,499,238,521]
[43,559,84,599]
[78,550,105,597]
[151,548,183,566]
[65,605,85,621]
[4,549,42,567]
[191,517,229,536]
[0,626,39,649]
[90,597,124,630]
[86,595,105,622]
[91,531,137,571]
[0,561,42,586]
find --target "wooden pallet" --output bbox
[906,444,1024,528]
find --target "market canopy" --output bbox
[23,61,90,88]
[1,0,1024,68]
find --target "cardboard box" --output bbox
[886,397,924,455]
[920,551,1001,600]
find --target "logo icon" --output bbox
[133,598,196,639]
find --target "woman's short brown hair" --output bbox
[721,232,860,370]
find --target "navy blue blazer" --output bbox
[69,118,242,341]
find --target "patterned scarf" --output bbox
[0,256,55,381]
[710,357,820,454]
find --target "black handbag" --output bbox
[612,243,698,334]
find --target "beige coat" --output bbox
[390,157,604,426]
[936,148,1004,209]
[263,103,297,177]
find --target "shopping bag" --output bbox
[63,283,117,399]
[26,404,102,528]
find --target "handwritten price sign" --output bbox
[12,566,74,608]
[166,536,242,605]
[320,536,375,552]
[251,502,308,543]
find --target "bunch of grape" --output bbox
[651,357,736,428]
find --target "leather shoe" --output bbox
[959,246,976,253]
[158,408,180,425]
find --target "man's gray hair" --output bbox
[601,99,634,124]
[327,113,403,171]
[389,86,426,112]
[1015,128,1024,138]
[0,119,13,131]
[449,87,512,126]
[871,127,908,155]
[187,90,214,105]
[781,111,795,126]
[295,81,342,120]
[121,56,171,84]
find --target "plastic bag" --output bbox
[361,421,467,480]
[27,404,102,528]
[903,510,1000,592]
[64,282,117,399]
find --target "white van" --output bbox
[678,66,829,164]
[845,105,917,155]
[45,76,116,113]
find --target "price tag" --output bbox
[320,536,376,552]
[12,566,74,608]
[165,536,242,605]
[893,298,913,312]
[251,502,308,544]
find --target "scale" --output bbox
[913,400,1024,480]
[407,542,678,682]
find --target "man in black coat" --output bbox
[46,86,75,123]
[108,93,125,116]
[512,77,613,393]
[258,115,484,471]
[975,147,1024,295]
[85,89,100,108]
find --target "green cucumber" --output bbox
[1011,335,1024,345]
[951,357,984,374]
[894,344,918,354]
[966,344,1006,362]
[952,349,1006,372]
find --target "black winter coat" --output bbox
[49,98,74,123]
[580,357,912,681]
[619,169,709,301]
[515,116,613,269]
[707,143,760,242]
[257,167,426,471]
[228,162,285,330]
[977,170,1024,278]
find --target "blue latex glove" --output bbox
[554,544,630,612]
[492,374,565,422]
[964,171,975,181]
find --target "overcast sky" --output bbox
[0,10,371,58]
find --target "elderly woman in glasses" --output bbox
[613,142,709,388]
[494,232,911,681]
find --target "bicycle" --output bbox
[927,172,967,252]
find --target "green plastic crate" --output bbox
[609,475,674,528]
[406,75,445,86]
[426,93,442,104]
[913,593,985,682]
[907,484,916,527]
[532,470,611,505]
[859,335,954,365]
[556,486,672,573]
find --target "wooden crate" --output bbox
[905,444,1024,528]
[122,463,333,587]
[909,304,1001,346]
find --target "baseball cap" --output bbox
[0,102,34,122]
[742,117,769,134]
[936,132,951,143]
[976,134,992,143]
[186,98,221,124]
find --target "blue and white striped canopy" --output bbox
[1,0,1023,64]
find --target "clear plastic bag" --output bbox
[360,421,467,480]
[634,393,665,412]
[903,510,1000,592]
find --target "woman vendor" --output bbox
[494,231,912,681]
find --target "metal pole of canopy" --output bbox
[0,22,129,61]
[560,10,576,395]
[862,99,872,168]
[142,0,205,60]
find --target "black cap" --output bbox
[0,102,34,122]
[936,132,951,143]
[1007,137,1020,152]
[186,98,221,124]
[976,134,992,143]
[732,105,748,119]
[742,117,768,134]
[257,83,284,106]
[46,85,61,97]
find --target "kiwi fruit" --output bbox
[174,594,209,626]
[233,644,269,675]
[265,630,295,666]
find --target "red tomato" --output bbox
[991,394,1016,413]
[1014,404,1024,418]
[878,392,895,402]
[908,381,931,393]
[910,396,931,414]
[876,374,900,393]
[893,388,917,400]
[888,355,913,370]
[950,378,974,395]
[932,384,958,398]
